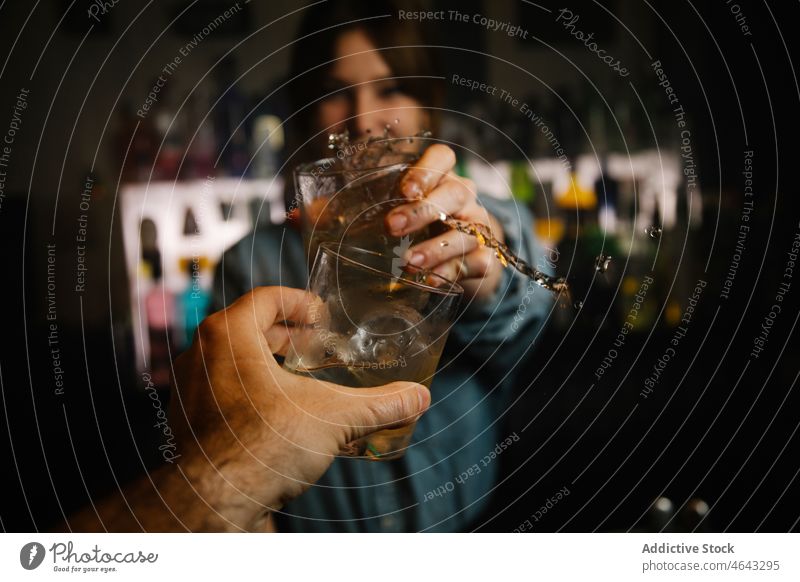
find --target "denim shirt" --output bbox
[211,195,552,532]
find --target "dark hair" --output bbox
[285,0,444,166]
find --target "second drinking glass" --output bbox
[282,243,463,460]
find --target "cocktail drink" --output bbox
[293,136,569,299]
[293,136,433,264]
[282,243,463,460]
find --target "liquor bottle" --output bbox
[153,79,184,181]
[510,160,535,204]
[250,114,283,179]
[214,57,249,176]
[178,257,211,350]
[595,157,619,235]
[144,256,176,389]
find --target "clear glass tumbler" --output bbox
[282,243,463,460]
[294,149,430,265]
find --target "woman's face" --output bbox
[317,29,427,142]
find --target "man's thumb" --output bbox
[336,382,430,441]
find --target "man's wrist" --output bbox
[172,451,278,532]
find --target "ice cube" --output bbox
[346,308,424,365]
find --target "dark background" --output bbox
[0,0,798,532]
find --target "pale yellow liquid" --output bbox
[284,338,444,461]
[302,193,416,265]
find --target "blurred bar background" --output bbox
[0,0,797,532]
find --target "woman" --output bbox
[212,1,551,532]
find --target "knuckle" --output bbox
[197,311,226,344]
[421,200,439,221]
[363,399,389,430]
[451,184,467,206]
[443,258,460,281]
[367,385,417,426]
[247,285,276,307]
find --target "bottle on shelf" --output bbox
[214,56,250,177]
[178,256,211,351]
[143,252,176,390]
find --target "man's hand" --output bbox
[64,287,430,532]
[385,144,505,302]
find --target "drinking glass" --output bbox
[282,243,463,460]
[294,148,431,264]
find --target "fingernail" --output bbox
[408,252,425,266]
[416,386,430,413]
[403,179,422,199]
[387,213,408,233]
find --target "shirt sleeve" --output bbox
[211,226,308,313]
[211,249,243,313]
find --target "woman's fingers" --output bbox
[431,248,495,283]
[399,143,456,199]
[403,227,478,270]
[386,175,476,236]
[382,143,506,302]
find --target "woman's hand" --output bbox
[385,144,505,302]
